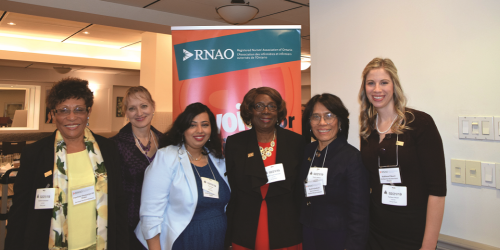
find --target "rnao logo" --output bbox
[183,49,193,61]
[182,49,234,61]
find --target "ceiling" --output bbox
[0,0,310,74]
[0,58,140,75]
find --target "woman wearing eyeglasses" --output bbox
[299,94,369,250]
[6,77,128,250]
[225,87,305,250]
[359,58,446,250]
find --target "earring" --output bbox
[87,117,90,127]
[339,122,342,132]
[277,121,280,126]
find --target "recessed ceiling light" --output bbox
[7,22,16,26]
[83,31,89,34]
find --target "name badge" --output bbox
[381,185,407,206]
[307,167,328,186]
[35,188,56,209]
[378,167,402,184]
[265,163,286,184]
[201,177,219,199]
[305,179,325,197]
[71,186,96,205]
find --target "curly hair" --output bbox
[302,93,350,141]
[122,86,155,114]
[46,77,94,110]
[240,87,287,126]
[159,102,223,158]
[358,58,413,140]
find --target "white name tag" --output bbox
[378,167,402,184]
[35,188,55,209]
[265,163,286,184]
[201,177,219,199]
[71,186,96,205]
[381,185,407,206]
[305,180,325,197]
[307,167,328,186]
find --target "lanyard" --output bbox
[191,156,217,181]
[304,144,328,183]
[378,134,399,168]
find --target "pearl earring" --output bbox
[87,117,90,127]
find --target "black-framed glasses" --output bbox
[253,103,278,112]
[53,106,88,117]
[310,112,337,125]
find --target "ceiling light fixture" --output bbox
[216,0,259,25]
[7,22,16,26]
[53,66,72,74]
[83,31,89,34]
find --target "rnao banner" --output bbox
[171,25,302,142]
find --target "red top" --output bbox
[232,139,302,250]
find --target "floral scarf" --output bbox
[49,128,108,250]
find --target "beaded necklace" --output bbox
[259,131,276,161]
[133,130,157,163]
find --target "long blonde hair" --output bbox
[359,58,413,140]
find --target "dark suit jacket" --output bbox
[225,127,305,249]
[299,135,369,250]
[5,131,129,250]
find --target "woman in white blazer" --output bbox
[135,103,229,250]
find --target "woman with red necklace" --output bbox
[225,87,305,250]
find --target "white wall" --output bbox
[311,0,500,247]
[0,66,139,133]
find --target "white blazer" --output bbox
[135,144,228,250]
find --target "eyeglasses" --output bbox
[310,112,337,125]
[53,106,88,117]
[253,103,278,112]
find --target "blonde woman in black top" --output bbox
[358,58,446,250]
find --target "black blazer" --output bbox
[5,131,129,250]
[225,127,305,249]
[299,135,369,250]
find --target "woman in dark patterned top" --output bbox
[111,86,162,249]
[358,58,446,250]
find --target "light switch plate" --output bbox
[494,116,500,141]
[451,159,466,184]
[459,116,494,140]
[496,163,500,189]
[465,160,481,186]
[458,116,468,139]
[481,162,496,187]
